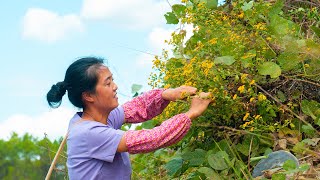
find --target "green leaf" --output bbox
[269,15,298,36]
[165,158,183,176]
[182,149,206,166]
[283,159,297,171]
[302,138,320,146]
[258,62,281,78]
[172,4,186,18]
[141,120,156,129]
[277,52,300,71]
[272,173,286,180]
[298,164,310,171]
[206,0,218,9]
[214,56,235,65]
[241,1,253,11]
[311,26,320,38]
[164,12,179,24]
[131,84,142,94]
[197,167,221,179]
[301,100,320,121]
[302,124,316,136]
[208,151,229,170]
[236,143,249,156]
[277,91,286,102]
[268,0,284,17]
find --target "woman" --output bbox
[47,57,212,179]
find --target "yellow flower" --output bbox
[249,127,254,131]
[254,115,261,120]
[232,94,237,100]
[238,85,245,94]
[304,64,310,68]
[164,84,171,89]
[243,112,250,121]
[249,80,255,85]
[238,12,244,19]
[266,37,272,41]
[250,97,255,102]
[241,74,248,83]
[209,38,218,45]
[258,94,267,101]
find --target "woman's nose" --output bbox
[113,82,118,91]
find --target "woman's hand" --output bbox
[185,92,212,120]
[161,85,197,101]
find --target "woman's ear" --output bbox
[82,91,94,103]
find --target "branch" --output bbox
[254,84,320,135]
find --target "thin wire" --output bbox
[110,42,164,59]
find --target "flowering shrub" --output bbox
[134,0,320,179]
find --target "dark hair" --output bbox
[46,57,104,108]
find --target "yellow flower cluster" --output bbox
[201,60,214,76]
[241,73,248,83]
[197,2,205,8]
[254,22,266,30]
[258,93,267,101]
[243,112,250,120]
[242,120,253,128]
[208,38,218,45]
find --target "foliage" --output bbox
[133,0,320,179]
[0,133,67,180]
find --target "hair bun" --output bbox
[55,81,67,97]
[46,81,67,108]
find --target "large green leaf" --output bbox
[197,167,221,179]
[182,149,206,166]
[208,151,229,170]
[165,158,183,176]
[172,4,186,18]
[258,62,282,78]
[269,15,298,37]
[164,12,179,24]
[277,52,300,71]
[214,56,235,65]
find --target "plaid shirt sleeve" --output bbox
[124,113,191,154]
[122,89,170,123]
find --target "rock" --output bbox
[252,150,299,178]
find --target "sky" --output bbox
[0,0,192,140]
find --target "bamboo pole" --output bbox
[45,132,68,180]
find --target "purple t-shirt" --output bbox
[67,106,132,180]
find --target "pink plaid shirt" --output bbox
[122,89,192,154]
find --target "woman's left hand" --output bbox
[162,85,197,101]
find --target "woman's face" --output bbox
[92,66,119,112]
